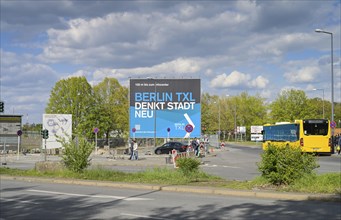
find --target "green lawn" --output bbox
[1,167,340,194]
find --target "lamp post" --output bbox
[313,88,325,119]
[214,100,221,145]
[225,95,230,141]
[315,29,334,130]
[234,106,237,142]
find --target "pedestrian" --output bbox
[337,135,341,155]
[133,140,138,160]
[129,139,134,160]
[204,136,209,153]
[191,138,199,156]
[221,141,225,150]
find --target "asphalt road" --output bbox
[1,179,340,220]
[1,143,340,181]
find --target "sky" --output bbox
[0,0,340,124]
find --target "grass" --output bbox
[1,167,340,194]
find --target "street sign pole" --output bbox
[2,139,7,165]
[95,132,98,154]
[93,128,99,155]
[167,128,171,142]
[17,130,22,160]
[17,136,20,160]
[44,138,47,162]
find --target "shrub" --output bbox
[257,144,319,185]
[58,135,94,172]
[176,157,201,176]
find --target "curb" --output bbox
[1,175,340,203]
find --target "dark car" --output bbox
[154,142,188,155]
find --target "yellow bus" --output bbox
[262,119,332,154]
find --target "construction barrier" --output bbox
[171,149,196,168]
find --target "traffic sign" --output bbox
[93,127,99,133]
[17,130,22,136]
[185,124,193,133]
[132,128,136,133]
[330,121,336,128]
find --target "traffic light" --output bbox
[41,129,49,139]
[0,101,4,113]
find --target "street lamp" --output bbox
[214,100,221,146]
[315,29,334,129]
[225,95,230,140]
[313,88,325,119]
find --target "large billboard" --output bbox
[43,114,72,149]
[130,79,201,138]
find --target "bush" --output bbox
[176,157,201,176]
[257,144,319,185]
[59,135,94,172]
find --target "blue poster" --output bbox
[129,79,201,138]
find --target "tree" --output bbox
[270,89,311,122]
[45,76,95,136]
[306,98,326,119]
[201,93,217,134]
[93,78,128,143]
[201,92,267,139]
[231,92,267,128]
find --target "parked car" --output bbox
[154,142,188,155]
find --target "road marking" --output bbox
[201,164,240,169]
[222,165,240,168]
[1,198,39,205]
[120,213,165,219]
[27,190,153,201]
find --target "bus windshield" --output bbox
[303,119,328,136]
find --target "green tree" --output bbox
[45,76,95,136]
[232,92,267,128]
[270,89,311,122]
[306,98,326,119]
[201,93,217,134]
[202,92,267,140]
[93,78,128,143]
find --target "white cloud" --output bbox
[284,66,320,83]
[211,71,250,88]
[250,76,269,89]
[210,70,268,89]
[91,57,202,81]
[1,1,339,123]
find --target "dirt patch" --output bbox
[35,161,65,172]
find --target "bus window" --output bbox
[303,120,328,136]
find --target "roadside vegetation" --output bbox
[257,144,319,185]
[1,142,340,194]
[1,160,340,194]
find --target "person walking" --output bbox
[133,140,138,160]
[191,138,198,156]
[129,139,134,160]
[337,135,341,155]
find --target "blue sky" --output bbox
[1,0,340,124]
